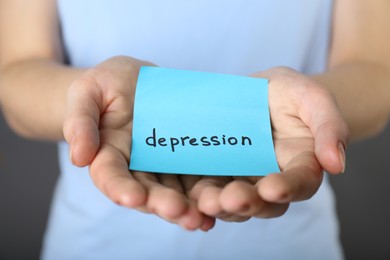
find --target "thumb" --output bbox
[303,88,350,174]
[63,77,102,167]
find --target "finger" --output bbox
[89,144,147,208]
[179,175,202,195]
[175,202,216,231]
[197,186,250,222]
[220,180,262,214]
[197,185,223,216]
[200,215,217,231]
[188,176,232,200]
[133,172,211,231]
[63,77,102,166]
[220,180,289,218]
[313,118,349,174]
[301,87,350,174]
[189,176,232,215]
[258,151,323,203]
[219,180,288,218]
[189,177,257,222]
[132,171,189,220]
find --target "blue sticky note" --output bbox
[129,67,279,176]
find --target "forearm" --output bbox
[313,61,390,141]
[0,59,85,140]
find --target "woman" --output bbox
[0,0,389,259]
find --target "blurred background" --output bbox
[0,111,389,260]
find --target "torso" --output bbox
[42,1,343,259]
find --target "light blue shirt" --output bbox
[42,1,343,259]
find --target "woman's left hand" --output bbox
[181,67,350,222]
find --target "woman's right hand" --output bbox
[63,56,215,231]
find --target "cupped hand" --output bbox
[63,56,215,231]
[184,67,350,222]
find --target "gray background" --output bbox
[0,112,389,260]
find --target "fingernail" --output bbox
[69,134,77,164]
[69,146,73,162]
[338,141,346,173]
[239,203,251,213]
[70,145,77,165]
